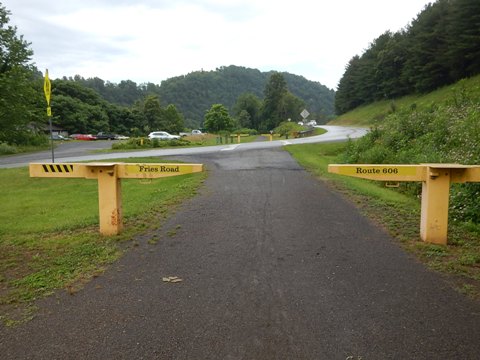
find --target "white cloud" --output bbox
[2,0,432,89]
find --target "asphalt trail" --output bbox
[1,148,480,359]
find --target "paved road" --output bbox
[0,126,367,168]
[1,148,479,359]
[0,139,118,168]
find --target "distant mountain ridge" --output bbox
[75,65,335,128]
[158,65,335,126]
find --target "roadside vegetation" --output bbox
[335,81,480,224]
[0,141,51,155]
[0,158,206,326]
[331,74,480,126]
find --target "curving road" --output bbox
[0,126,368,168]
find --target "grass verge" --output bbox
[330,74,480,126]
[287,142,480,300]
[0,157,206,326]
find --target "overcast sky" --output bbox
[3,0,432,90]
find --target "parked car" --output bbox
[148,131,180,140]
[95,132,116,140]
[114,134,130,140]
[70,134,96,141]
[51,134,70,141]
[179,129,203,137]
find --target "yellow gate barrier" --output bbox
[30,162,204,235]
[328,164,480,245]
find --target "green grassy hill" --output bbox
[329,74,480,126]
[330,73,480,225]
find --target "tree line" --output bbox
[71,65,335,128]
[335,0,480,114]
[51,79,185,137]
[54,69,310,136]
[204,72,306,133]
[51,71,310,137]
[0,3,44,147]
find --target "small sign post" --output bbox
[44,69,54,162]
[300,109,310,122]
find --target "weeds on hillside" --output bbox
[341,92,480,223]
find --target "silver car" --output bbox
[148,131,180,140]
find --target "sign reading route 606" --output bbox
[328,164,423,181]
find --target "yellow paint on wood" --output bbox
[29,162,204,235]
[29,163,86,178]
[328,163,480,245]
[97,168,123,235]
[420,167,451,245]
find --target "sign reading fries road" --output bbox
[118,163,203,178]
[30,162,204,235]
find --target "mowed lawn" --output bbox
[0,158,206,325]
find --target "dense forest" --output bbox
[335,0,480,114]
[51,68,331,136]
[70,65,335,128]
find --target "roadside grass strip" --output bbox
[0,157,206,325]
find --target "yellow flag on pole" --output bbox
[44,69,51,106]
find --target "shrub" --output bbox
[235,128,258,136]
[274,122,303,138]
[450,184,480,223]
[111,137,191,150]
[342,93,480,223]
[12,133,49,147]
[0,142,18,154]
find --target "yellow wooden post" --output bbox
[93,165,123,235]
[420,167,451,244]
[237,134,241,144]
